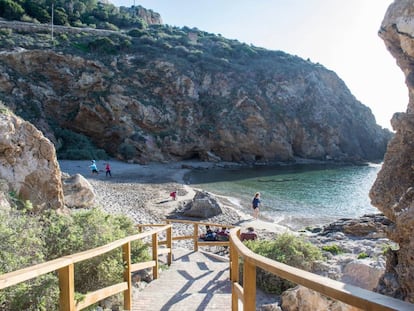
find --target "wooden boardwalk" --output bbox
[132,248,232,311]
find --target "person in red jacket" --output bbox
[240,227,258,242]
[105,162,112,177]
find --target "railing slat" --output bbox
[131,261,156,272]
[0,257,72,290]
[75,282,128,311]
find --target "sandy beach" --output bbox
[58,159,291,239]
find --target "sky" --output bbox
[110,0,407,130]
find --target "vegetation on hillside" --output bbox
[0,201,150,310]
[0,0,155,31]
[0,2,308,160]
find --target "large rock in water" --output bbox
[0,109,64,211]
[369,0,414,303]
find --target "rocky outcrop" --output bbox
[281,286,361,311]
[369,0,414,302]
[0,20,391,164]
[0,107,64,211]
[180,190,223,219]
[61,173,96,208]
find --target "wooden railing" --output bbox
[229,227,414,311]
[3,220,414,311]
[138,219,235,252]
[0,224,172,311]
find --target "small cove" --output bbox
[184,163,381,230]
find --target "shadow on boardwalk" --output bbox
[132,248,231,311]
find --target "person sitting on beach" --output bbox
[200,225,216,241]
[240,227,258,242]
[89,160,99,175]
[216,227,230,241]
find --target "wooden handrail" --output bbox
[0,224,173,311]
[4,219,408,311]
[229,228,414,311]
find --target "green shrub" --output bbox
[0,209,58,310]
[244,233,322,294]
[322,244,343,255]
[42,209,150,293]
[0,206,150,310]
[88,37,118,54]
[118,142,137,160]
[0,27,12,36]
[0,0,25,20]
[55,128,109,160]
[357,252,369,259]
[128,28,146,37]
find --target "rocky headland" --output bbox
[369,0,414,303]
[0,11,391,164]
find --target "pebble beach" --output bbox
[58,159,290,245]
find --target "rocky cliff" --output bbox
[0,16,390,164]
[370,0,414,303]
[0,104,64,211]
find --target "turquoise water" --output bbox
[185,163,381,230]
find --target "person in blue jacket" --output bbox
[89,160,99,175]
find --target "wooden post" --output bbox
[152,233,159,279]
[58,264,75,311]
[230,238,239,311]
[243,260,256,311]
[123,242,132,311]
[194,223,199,251]
[167,225,173,265]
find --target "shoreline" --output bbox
[58,159,293,234]
[58,159,381,235]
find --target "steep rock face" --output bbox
[0,108,64,211]
[369,0,414,302]
[0,23,390,164]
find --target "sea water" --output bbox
[184,163,381,230]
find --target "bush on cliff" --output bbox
[244,233,323,294]
[0,206,150,311]
[55,127,109,160]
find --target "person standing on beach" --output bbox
[105,162,112,177]
[252,192,261,219]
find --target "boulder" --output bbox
[342,259,385,290]
[0,110,64,211]
[181,190,223,218]
[281,286,361,311]
[62,173,96,208]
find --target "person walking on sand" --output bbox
[252,192,261,219]
[89,160,99,175]
[105,162,112,177]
